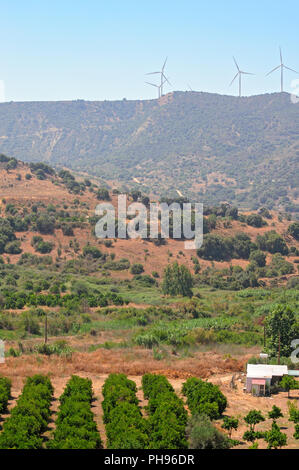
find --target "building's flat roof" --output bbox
[288,370,299,377]
[247,364,288,378]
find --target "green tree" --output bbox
[162,262,193,297]
[246,214,266,228]
[5,240,22,254]
[221,416,239,439]
[287,222,299,241]
[249,250,266,267]
[266,304,298,358]
[288,401,299,424]
[96,188,110,201]
[268,405,283,422]
[244,410,265,432]
[280,375,298,398]
[243,430,259,445]
[36,214,55,234]
[264,422,287,449]
[256,231,288,255]
[130,263,144,275]
[82,245,103,259]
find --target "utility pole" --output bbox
[44,313,48,344]
[263,323,266,349]
[278,331,281,365]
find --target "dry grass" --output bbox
[0,348,247,382]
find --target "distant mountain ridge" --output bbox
[0,91,298,211]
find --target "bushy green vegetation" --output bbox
[31,235,54,254]
[288,222,299,241]
[264,422,287,449]
[0,376,12,414]
[96,188,110,200]
[0,375,53,449]
[130,263,144,275]
[182,377,227,420]
[142,374,188,449]
[197,233,257,261]
[246,214,267,228]
[187,414,230,449]
[48,375,102,449]
[256,231,289,255]
[2,290,124,310]
[102,374,149,449]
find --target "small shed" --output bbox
[246,364,288,396]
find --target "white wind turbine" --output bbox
[146,57,172,97]
[230,57,254,97]
[266,47,298,92]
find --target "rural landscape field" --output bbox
[0,0,298,457]
[0,156,298,450]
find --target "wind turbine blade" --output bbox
[162,57,168,71]
[145,82,159,88]
[242,72,255,75]
[266,65,281,76]
[233,57,240,71]
[146,72,160,75]
[280,47,283,64]
[229,72,239,86]
[284,65,298,74]
[162,73,172,86]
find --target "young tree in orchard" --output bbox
[243,410,265,448]
[244,410,265,432]
[162,262,193,297]
[221,416,239,439]
[266,304,298,359]
[288,402,299,440]
[268,405,283,423]
[288,401,299,424]
[264,422,287,449]
[242,430,259,447]
[280,375,298,398]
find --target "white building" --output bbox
[246,364,288,396]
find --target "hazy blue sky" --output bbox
[1,0,298,101]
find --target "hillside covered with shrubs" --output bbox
[0,92,298,212]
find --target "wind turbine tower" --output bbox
[145,81,162,99]
[266,47,298,92]
[230,57,254,97]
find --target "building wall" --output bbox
[246,377,252,393]
[246,377,271,393]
